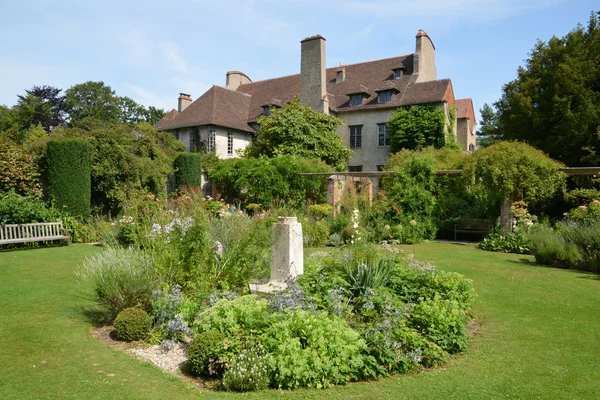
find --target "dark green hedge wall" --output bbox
[47,139,91,218]
[174,153,202,188]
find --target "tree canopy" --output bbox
[491,11,600,166]
[461,141,566,203]
[246,98,351,170]
[387,105,446,152]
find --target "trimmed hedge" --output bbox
[174,153,202,189]
[47,139,91,218]
[113,307,152,342]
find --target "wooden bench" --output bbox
[0,222,71,246]
[454,219,494,241]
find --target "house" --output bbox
[156,30,476,171]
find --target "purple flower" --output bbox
[215,241,223,257]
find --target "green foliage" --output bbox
[342,258,395,299]
[187,330,226,377]
[408,297,470,354]
[52,122,183,212]
[113,307,152,342]
[173,152,202,188]
[209,155,329,208]
[378,149,439,243]
[47,139,92,218]
[387,105,446,152]
[476,103,501,148]
[462,141,566,203]
[264,310,368,389]
[65,81,120,126]
[193,295,270,335]
[247,98,351,169]
[0,190,60,224]
[77,247,158,321]
[0,142,43,197]
[308,204,333,220]
[528,226,583,269]
[493,11,600,166]
[479,232,530,254]
[15,85,66,132]
[389,263,475,310]
[303,220,330,247]
[222,343,271,392]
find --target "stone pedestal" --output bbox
[500,195,514,233]
[249,217,303,294]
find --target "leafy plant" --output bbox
[0,190,60,224]
[387,105,446,152]
[187,330,226,378]
[77,247,158,321]
[222,343,272,392]
[113,307,152,342]
[479,231,530,254]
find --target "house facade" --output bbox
[156,30,476,171]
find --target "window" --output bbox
[173,129,180,140]
[349,125,362,148]
[227,129,234,155]
[393,68,403,79]
[348,165,363,172]
[349,94,363,106]
[376,165,385,171]
[469,144,475,152]
[378,91,393,104]
[207,126,216,153]
[190,128,200,152]
[263,106,271,116]
[378,123,390,146]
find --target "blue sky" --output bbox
[1,0,597,125]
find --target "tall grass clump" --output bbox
[77,247,158,321]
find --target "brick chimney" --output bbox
[300,35,328,114]
[413,30,437,83]
[178,93,192,112]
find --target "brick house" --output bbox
[156,30,476,171]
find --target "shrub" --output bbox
[0,190,60,224]
[188,330,226,377]
[479,231,530,254]
[528,226,583,269]
[303,220,329,247]
[77,247,158,321]
[389,263,475,310]
[193,295,270,336]
[222,343,271,392]
[173,153,202,189]
[264,310,368,389]
[408,297,469,354]
[555,219,600,272]
[47,139,92,218]
[308,204,333,221]
[0,142,42,197]
[113,307,152,342]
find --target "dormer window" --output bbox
[392,68,404,79]
[263,106,271,116]
[378,91,393,104]
[349,94,363,107]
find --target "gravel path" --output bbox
[128,342,189,373]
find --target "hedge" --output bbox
[47,139,91,218]
[174,153,202,188]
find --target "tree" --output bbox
[117,96,148,125]
[461,141,566,232]
[15,85,66,131]
[476,103,501,148]
[65,81,120,126]
[493,11,600,166]
[246,98,350,169]
[145,106,167,125]
[387,105,446,153]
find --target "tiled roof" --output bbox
[456,98,476,130]
[154,109,178,130]
[159,53,457,130]
[158,86,253,132]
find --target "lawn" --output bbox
[0,243,598,399]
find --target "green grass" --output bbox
[1,243,599,399]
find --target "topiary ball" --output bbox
[113,307,152,342]
[188,330,224,377]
